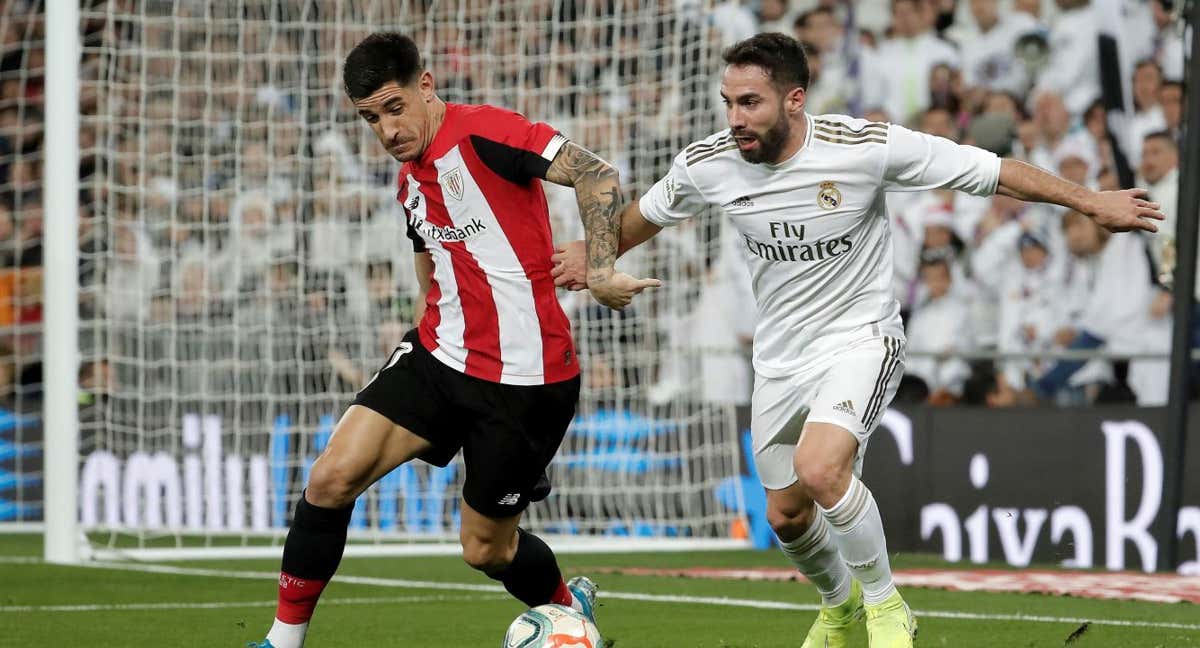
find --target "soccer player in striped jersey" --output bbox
[251,33,658,648]
[553,33,1161,648]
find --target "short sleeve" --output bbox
[469,107,568,184]
[396,173,426,253]
[882,123,1001,196]
[405,218,426,253]
[638,150,709,227]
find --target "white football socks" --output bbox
[819,475,897,605]
[777,511,853,607]
[266,618,308,648]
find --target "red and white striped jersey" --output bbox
[397,103,579,386]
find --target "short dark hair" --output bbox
[919,257,951,274]
[1162,79,1184,93]
[1134,58,1162,76]
[722,32,810,92]
[796,7,834,30]
[343,32,424,101]
[1144,130,1178,149]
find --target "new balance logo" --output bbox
[726,195,754,208]
[832,400,855,416]
[498,493,521,506]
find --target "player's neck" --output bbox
[770,113,809,165]
[424,97,448,153]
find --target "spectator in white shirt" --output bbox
[1128,60,1168,167]
[1033,0,1102,116]
[997,230,1066,390]
[1029,91,1099,183]
[756,0,795,34]
[710,1,758,48]
[1159,80,1184,140]
[1152,0,1187,81]
[962,0,1040,95]
[794,7,854,115]
[1031,209,1157,402]
[906,258,975,404]
[1139,131,1180,287]
[876,0,961,123]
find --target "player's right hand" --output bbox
[552,241,588,291]
[587,271,663,311]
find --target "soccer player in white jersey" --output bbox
[553,33,1162,648]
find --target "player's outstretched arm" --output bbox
[995,158,1164,233]
[544,142,621,282]
[552,199,663,293]
[545,142,660,309]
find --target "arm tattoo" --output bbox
[546,143,621,279]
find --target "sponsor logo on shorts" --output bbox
[833,400,856,416]
[498,493,521,506]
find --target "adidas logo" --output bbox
[832,400,855,416]
[498,492,521,506]
[727,195,754,208]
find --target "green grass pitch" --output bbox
[1,534,1196,647]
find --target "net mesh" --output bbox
[0,1,46,527]
[54,0,749,550]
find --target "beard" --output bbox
[732,109,791,164]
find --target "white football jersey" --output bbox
[639,113,1001,378]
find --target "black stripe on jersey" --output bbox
[686,143,738,166]
[813,123,888,140]
[862,337,902,429]
[685,135,733,162]
[813,119,888,136]
[814,132,889,146]
[470,134,556,185]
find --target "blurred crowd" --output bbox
[0,0,1193,428]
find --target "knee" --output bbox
[793,456,851,507]
[306,457,367,508]
[460,533,513,574]
[766,496,817,542]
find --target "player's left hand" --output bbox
[1085,188,1164,233]
[552,241,588,291]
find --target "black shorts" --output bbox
[352,329,580,518]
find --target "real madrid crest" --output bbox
[818,181,842,211]
[440,167,465,201]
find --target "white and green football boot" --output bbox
[865,590,918,647]
[800,579,865,648]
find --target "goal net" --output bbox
[22,0,753,559]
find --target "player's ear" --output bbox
[786,86,806,115]
[417,70,436,102]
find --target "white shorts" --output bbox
[751,324,906,490]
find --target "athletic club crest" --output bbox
[440,167,464,201]
[818,181,842,210]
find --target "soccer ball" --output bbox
[502,603,603,648]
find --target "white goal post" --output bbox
[30,0,754,562]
